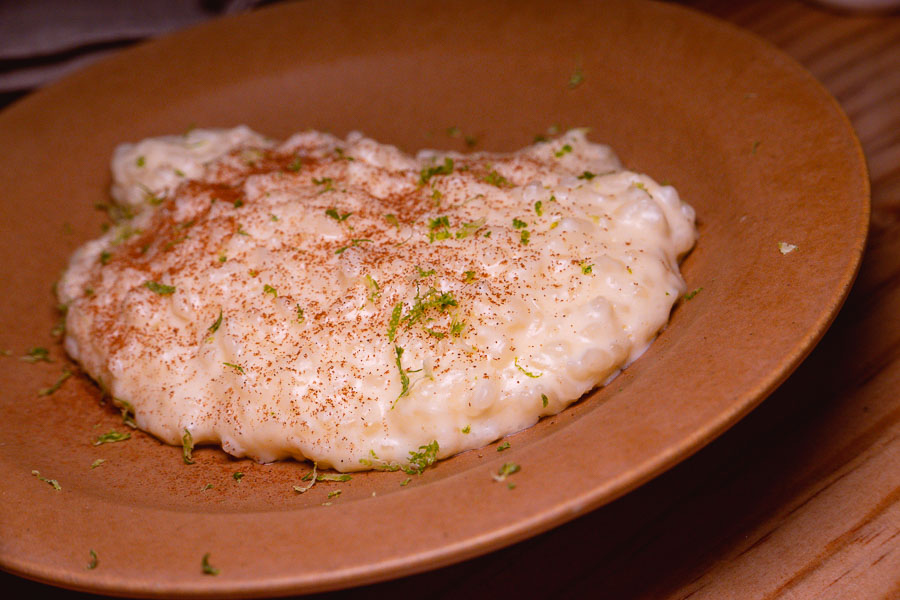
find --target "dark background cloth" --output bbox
[0,0,278,108]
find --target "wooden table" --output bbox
[4,1,898,597]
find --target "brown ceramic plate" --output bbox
[0,0,868,596]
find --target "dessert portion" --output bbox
[58,127,697,471]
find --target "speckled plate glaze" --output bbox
[0,1,868,596]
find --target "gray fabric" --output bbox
[0,0,267,92]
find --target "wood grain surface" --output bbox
[3,1,898,598]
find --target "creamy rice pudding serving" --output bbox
[58,127,697,471]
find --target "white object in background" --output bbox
[813,0,900,11]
